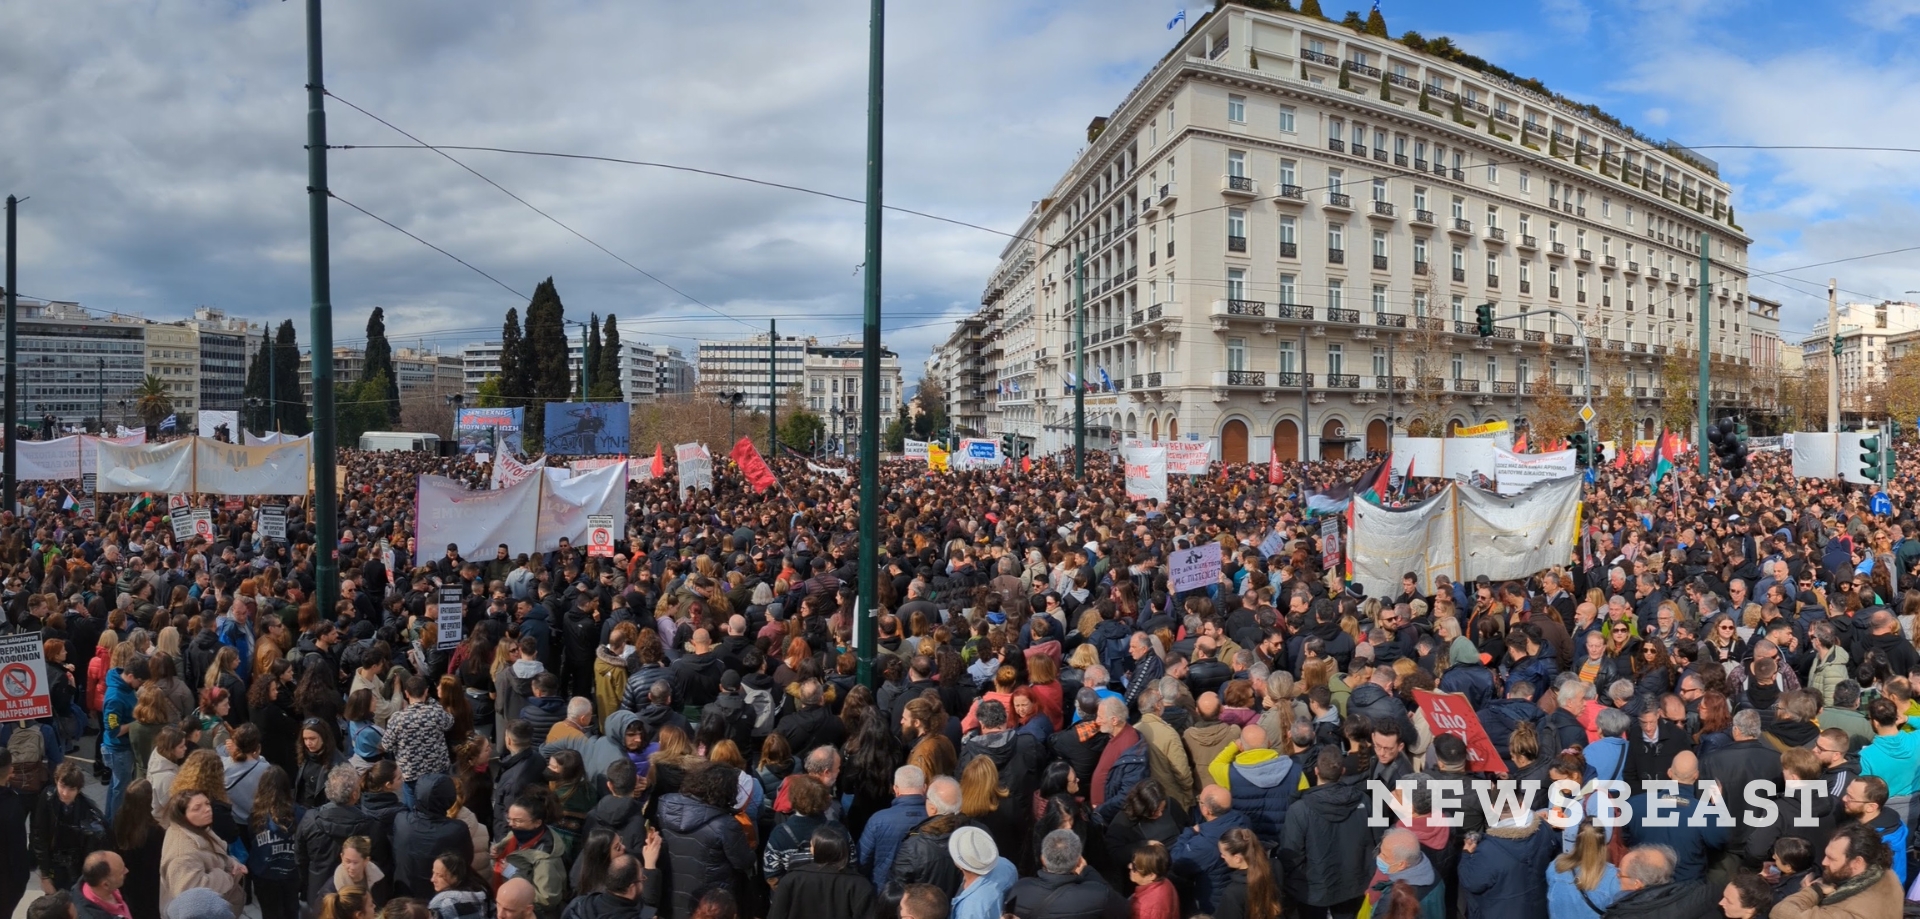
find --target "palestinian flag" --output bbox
[1305,457,1389,515]
[1650,429,1680,490]
[128,493,153,515]
[61,493,78,512]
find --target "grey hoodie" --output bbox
[495,658,545,738]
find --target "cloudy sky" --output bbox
[2,0,1917,379]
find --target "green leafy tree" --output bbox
[273,320,308,435]
[1299,0,1323,17]
[1339,10,1365,32]
[475,374,505,409]
[1364,7,1388,36]
[883,415,906,453]
[779,409,825,453]
[362,307,398,428]
[335,371,394,445]
[595,314,623,401]
[910,377,947,440]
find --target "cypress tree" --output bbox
[273,320,308,435]
[1299,0,1323,18]
[583,313,602,400]
[522,277,572,446]
[362,307,397,427]
[1364,8,1388,36]
[498,307,526,410]
[597,314,623,401]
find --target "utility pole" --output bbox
[96,358,104,435]
[1696,232,1710,476]
[580,321,591,400]
[305,0,340,624]
[1073,251,1085,476]
[769,319,777,451]
[1827,280,1843,435]
[4,195,17,511]
[269,341,277,432]
[855,0,884,688]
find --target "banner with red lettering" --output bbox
[1413,690,1508,774]
[730,437,778,494]
[1123,446,1167,503]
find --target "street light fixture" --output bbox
[444,392,464,442]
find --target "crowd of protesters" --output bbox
[0,440,1912,919]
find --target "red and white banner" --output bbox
[1414,690,1508,774]
[1123,445,1167,503]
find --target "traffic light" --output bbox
[1475,303,1496,337]
[1832,335,1844,357]
[1861,435,1884,480]
[1569,430,1590,467]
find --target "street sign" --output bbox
[586,514,615,558]
[259,505,288,541]
[1578,403,1595,424]
[0,633,53,722]
[1873,492,1893,517]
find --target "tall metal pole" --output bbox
[4,196,17,511]
[769,319,777,450]
[1827,279,1839,434]
[1696,233,1710,476]
[1300,324,1310,461]
[580,322,591,400]
[269,341,277,432]
[96,358,103,435]
[855,0,884,688]
[305,0,340,623]
[1073,252,1086,476]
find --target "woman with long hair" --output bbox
[1630,636,1675,697]
[130,684,176,780]
[249,658,301,776]
[425,851,488,919]
[568,827,625,897]
[164,749,238,841]
[204,646,248,725]
[1214,827,1279,919]
[294,718,349,809]
[343,688,383,763]
[294,660,343,729]
[113,779,165,919]
[159,791,244,916]
[1546,821,1622,918]
[1026,793,1091,879]
[905,734,957,784]
[544,748,595,853]
[959,756,1023,865]
[1102,780,1182,891]
[1695,691,1735,756]
[836,705,899,839]
[247,766,303,919]
[755,732,795,822]
[317,887,375,919]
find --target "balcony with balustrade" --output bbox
[1221,175,1259,198]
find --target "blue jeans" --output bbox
[103,745,133,824]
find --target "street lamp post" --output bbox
[444,393,464,444]
[95,358,104,435]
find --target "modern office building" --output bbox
[0,299,149,429]
[458,340,659,404]
[966,3,1752,461]
[184,307,265,415]
[697,334,903,451]
[656,347,696,398]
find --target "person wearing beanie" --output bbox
[163,888,233,919]
[1438,637,1496,710]
[948,825,1016,919]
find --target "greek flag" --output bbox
[1099,367,1113,390]
[1167,8,1186,30]
[159,414,177,433]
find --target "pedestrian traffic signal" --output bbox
[1569,430,1591,467]
[1475,303,1496,337]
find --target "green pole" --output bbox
[581,322,590,400]
[305,0,339,621]
[4,195,17,511]
[760,322,768,450]
[856,0,884,688]
[269,342,277,432]
[1697,232,1710,476]
[1074,251,1086,476]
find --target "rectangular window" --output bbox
[1372,285,1388,313]
[1372,231,1387,257]
[1227,336,1247,372]
[1414,291,1428,316]
[1279,105,1296,133]
[1279,159,1297,187]
[1328,280,1343,310]
[1227,94,1246,124]
[1227,150,1247,177]
[1519,170,1531,193]
[1414,238,1428,263]
[1327,344,1344,377]
[1328,168,1344,194]
[1452,296,1465,322]
[1601,197,1612,218]
[1413,187,1428,211]
[1373,347,1388,376]
[1451,352,1464,379]
[1486,205,1499,229]
[1279,216,1297,244]
[1372,177,1388,202]
[1227,209,1246,239]
[1451,196,1465,220]
[1329,224,1344,251]
[1451,246,1465,270]
[1279,274,1296,304]
[1486,356,1498,381]
[1487,163,1499,184]
[1279,340,1296,373]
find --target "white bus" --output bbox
[358,431,442,453]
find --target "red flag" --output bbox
[1513,433,1528,453]
[650,443,666,479]
[1658,429,1680,463]
[730,437,778,493]
[1269,450,1282,484]
[1613,439,1629,469]
[1021,455,1032,474]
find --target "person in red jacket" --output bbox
[87,631,118,715]
[1128,841,1179,919]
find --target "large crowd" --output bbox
[0,439,1914,919]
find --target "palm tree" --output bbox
[134,374,173,434]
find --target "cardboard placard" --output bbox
[0,633,53,722]
[259,505,288,541]
[1168,541,1221,593]
[1414,689,1508,774]
[586,514,615,557]
[436,589,465,651]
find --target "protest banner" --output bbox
[1168,541,1221,593]
[1122,446,1166,502]
[0,633,53,722]
[1414,690,1508,773]
[1493,446,1578,496]
[436,589,465,651]
[586,514,615,557]
[259,505,288,541]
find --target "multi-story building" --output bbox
[0,299,149,429]
[1807,300,1920,419]
[457,340,659,404]
[143,323,202,421]
[1744,295,1782,415]
[802,340,903,453]
[981,209,1042,453]
[929,314,994,439]
[656,347,696,397]
[985,3,1750,462]
[184,307,265,415]
[695,334,807,414]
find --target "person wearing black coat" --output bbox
[580,761,649,855]
[1276,754,1373,915]
[491,723,550,841]
[250,680,301,779]
[1622,708,1694,796]
[1696,711,1782,871]
[30,771,107,892]
[1599,848,1713,919]
[773,687,845,755]
[357,765,407,878]
[765,828,876,919]
[655,767,755,919]
[888,808,980,899]
[0,773,28,919]
[294,775,378,903]
[1457,809,1558,918]
[391,774,474,899]
[1005,830,1127,919]
[562,601,601,700]
[958,710,1044,806]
